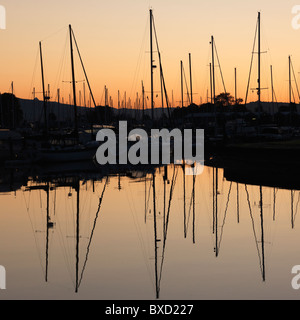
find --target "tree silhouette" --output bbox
[0,93,23,129]
[215,92,235,107]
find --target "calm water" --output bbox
[0,162,300,300]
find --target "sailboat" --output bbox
[38,25,99,164]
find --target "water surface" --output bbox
[0,163,300,300]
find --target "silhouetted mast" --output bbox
[270,65,275,119]
[215,167,219,257]
[211,36,216,105]
[192,173,196,244]
[291,190,295,229]
[11,82,15,129]
[152,172,159,299]
[234,67,237,103]
[181,60,184,109]
[39,41,48,132]
[69,24,79,141]
[260,186,266,282]
[213,166,219,257]
[289,55,292,105]
[45,183,50,283]
[209,63,213,104]
[75,179,80,293]
[142,81,145,123]
[150,9,154,121]
[189,53,193,105]
[257,12,261,109]
[183,163,187,238]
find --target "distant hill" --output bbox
[17,97,299,125]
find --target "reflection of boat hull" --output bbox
[211,154,300,191]
[40,145,97,163]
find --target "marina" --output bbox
[1,2,300,302]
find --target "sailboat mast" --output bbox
[234,67,237,103]
[189,53,193,105]
[75,179,80,293]
[69,24,79,140]
[142,81,145,123]
[11,82,15,129]
[260,185,266,281]
[270,65,274,104]
[211,36,217,136]
[183,163,187,238]
[270,65,275,119]
[215,167,218,257]
[211,36,216,105]
[258,12,261,102]
[39,41,48,132]
[152,172,159,299]
[150,9,154,122]
[209,63,213,104]
[45,183,50,283]
[181,60,184,108]
[57,88,60,129]
[289,55,292,104]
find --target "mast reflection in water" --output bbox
[1,160,300,300]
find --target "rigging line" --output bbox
[294,192,300,222]
[182,65,191,105]
[28,47,40,99]
[146,180,152,221]
[71,28,97,109]
[99,86,105,106]
[218,182,232,250]
[291,60,300,102]
[292,86,296,104]
[273,188,278,221]
[186,178,194,234]
[163,166,178,242]
[245,184,264,277]
[245,19,258,105]
[125,178,155,289]
[158,166,178,288]
[53,188,57,217]
[214,41,227,94]
[271,68,278,104]
[152,17,173,125]
[291,190,295,229]
[22,191,45,276]
[55,189,76,286]
[39,189,43,209]
[78,178,108,288]
[129,17,149,100]
[40,25,68,43]
[53,31,69,98]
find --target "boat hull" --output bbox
[40,146,97,163]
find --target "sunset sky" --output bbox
[1,0,300,108]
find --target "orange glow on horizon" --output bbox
[1,0,300,109]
